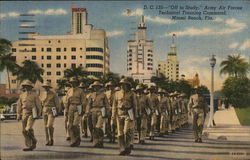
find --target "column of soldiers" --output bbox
[16,78,208,154]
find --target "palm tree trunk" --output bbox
[7,68,11,94]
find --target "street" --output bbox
[1,116,250,160]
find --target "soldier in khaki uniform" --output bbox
[147,84,159,140]
[105,81,116,143]
[17,80,41,151]
[158,88,170,137]
[79,82,88,138]
[169,93,178,132]
[86,81,109,148]
[112,79,137,155]
[65,77,87,147]
[40,81,60,146]
[135,84,151,144]
[86,84,94,142]
[179,93,189,127]
[61,84,71,141]
[188,88,209,143]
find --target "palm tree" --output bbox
[14,60,44,84]
[0,38,19,93]
[97,72,120,86]
[64,66,88,82]
[220,54,250,77]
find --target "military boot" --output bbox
[118,135,126,155]
[45,127,50,145]
[48,127,54,146]
[124,131,133,155]
[27,129,37,150]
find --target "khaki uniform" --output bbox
[40,90,60,145]
[17,90,41,149]
[61,95,70,139]
[158,96,170,135]
[105,89,115,142]
[148,93,159,137]
[65,87,86,146]
[188,94,208,141]
[86,90,109,147]
[171,98,178,131]
[136,94,151,142]
[112,90,137,153]
[176,98,182,129]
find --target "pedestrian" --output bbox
[61,84,71,141]
[79,82,88,138]
[40,81,60,146]
[135,84,151,144]
[16,80,41,151]
[86,81,109,148]
[147,84,159,140]
[65,77,86,147]
[188,88,209,143]
[112,78,137,155]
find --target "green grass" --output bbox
[235,107,250,125]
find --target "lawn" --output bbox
[235,107,250,126]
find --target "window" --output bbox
[11,56,16,61]
[48,40,51,43]
[47,64,51,68]
[86,55,103,60]
[47,48,51,52]
[86,47,103,52]
[11,80,16,84]
[86,63,103,68]
[88,72,103,76]
[64,56,67,59]
[41,64,44,68]
[64,64,67,68]
[47,56,51,60]
[47,72,51,76]
[41,48,44,52]
[56,48,61,52]
[47,79,51,82]
[32,56,36,60]
[56,80,60,83]
[56,56,61,60]
[56,63,61,68]
[41,56,44,60]
[71,63,76,68]
[58,40,61,43]
[71,47,76,52]
[71,56,76,60]
[12,48,16,52]
[31,48,36,52]
[64,48,67,52]
[56,71,61,76]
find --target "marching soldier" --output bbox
[112,78,137,155]
[179,93,189,127]
[169,93,178,132]
[147,84,159,140]
[79,82,88,138]
[40,81,60,146]
[135,84,151,144]
[17,80,41,151]
[86,81,109,148]
[188,88,209,143]
[158,88,170,137]
[65,77,86,147]
[105,81,116,143]
[61,84,71,141]
[86,84,94,142]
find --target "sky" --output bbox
[0,1,250,90]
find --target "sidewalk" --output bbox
[203,107,250,142]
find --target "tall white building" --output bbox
[8,6,110,93]
[158,40,179,81]
[127,16,155,83]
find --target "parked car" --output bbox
[2,103,18,120]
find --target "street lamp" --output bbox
[207,55,216,128]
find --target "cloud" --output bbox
[106,30,124,37]
[0,8,67,19]
[164,18,247,37]
[122,8,143,16]
[239,39,250,51]
[214,17,224,23]
[144,16,175,24]
[229,42,239,49]
[20,23,34,27]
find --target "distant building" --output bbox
[187,73,200,87]
[8,6,110,93]
[157,37,179,81]
[126,15,155,83]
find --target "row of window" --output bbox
[86,63,103,68]
[86,55,103,60]
[127,67,153,71]
[30,55,83,60]
[12,47,104,53]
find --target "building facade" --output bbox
[158,42,179,81]
[126,16,155,83]
[8,6,110,93]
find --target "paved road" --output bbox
[1,117,250,160]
